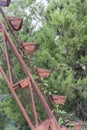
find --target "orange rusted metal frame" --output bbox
[0,21,61,130]
[1,24,38,126]
[2,29,13,84]
[0,21,38,128]
[13,77,38,126]
[0,66,34,130]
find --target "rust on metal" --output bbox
[2,29,13,84]
[22,42,36,55]
[20,77,31,88]
[50,95,67,105]
[8,17,23,31]
[0,2,63,128]
[36,68,51,78]
[0,3,79,130]
[0,21,61,129]
[33,118,59,130]
[0,0,10,7]
[0,66,34,130]
[13,77,31,89]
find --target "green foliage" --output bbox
[32,0,87,120]
[0,0,87,128]
[5,126,18,130]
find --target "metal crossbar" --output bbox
[0,21,61,130]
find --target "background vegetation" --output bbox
[0,0,87,129]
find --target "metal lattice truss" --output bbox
[0,21,61,130]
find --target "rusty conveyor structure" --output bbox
[0,1,61,130]
[0,21,61,130]
[0,1,83,130]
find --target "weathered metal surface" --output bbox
[8,17,23,31]
[0,8,21,45]
[33,118,59,130]
[13,77,31,89]
[2,29,13,84]
[0,66,34,130]
[0,0,10,7]
[22,42,36,54]
[0,21,61,129]
[48,95,67,105]
[0,5,81,130]
[37,68,51,78]
[20,77,31,88]
[51,95,66,105]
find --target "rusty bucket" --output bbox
[0,0,10,7]
[13,77,31,89]
[36,68,51,78]
[22,42,36,55]
[51,95,66,105]
[8,17,23,31]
